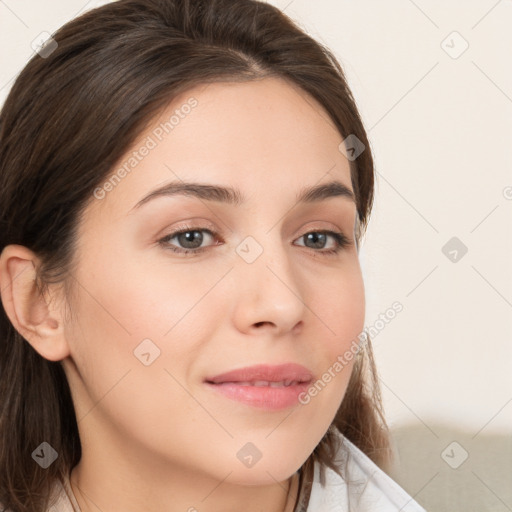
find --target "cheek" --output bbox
[314,261,366,358]
[74,244,219,338]
[303,263,365,409]
[64,254,213,445]
[65,248,226,389]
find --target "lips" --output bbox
[204,363,314,410]
[205,363,313,385]
[222,380,302,387]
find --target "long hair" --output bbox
[0,1,392,510]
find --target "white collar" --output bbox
[301,433,427,512]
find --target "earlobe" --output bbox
[0,244,70,361]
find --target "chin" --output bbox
[225,464,299,487]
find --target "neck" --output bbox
[69,458,300,512]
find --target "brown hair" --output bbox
[0,1,392,510]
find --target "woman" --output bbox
[0,1,426,511]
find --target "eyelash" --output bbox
[157,225,352,257]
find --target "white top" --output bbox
[299,433,427,511]
[14,432,426,511]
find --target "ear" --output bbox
[0,244,70,361]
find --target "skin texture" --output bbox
[0,77,365,512]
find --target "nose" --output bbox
[231,235,307,336]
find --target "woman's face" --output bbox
[62,77,365,488]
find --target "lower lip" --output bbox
[205,381,311,410]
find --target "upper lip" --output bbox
[205,363,314,384]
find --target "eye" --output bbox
[158,225,219,255]
[294,230,352,255]
[158,225,352,256]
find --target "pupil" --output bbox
[307,232,326,248]
[180,231,202,249]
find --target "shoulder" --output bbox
[304,432,427,512]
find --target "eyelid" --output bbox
[159,220,218,239]
[157,222,352,257]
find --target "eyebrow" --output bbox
[131,179,356,211]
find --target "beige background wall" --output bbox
[1,1,511,510]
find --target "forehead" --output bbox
[88,77,354,219]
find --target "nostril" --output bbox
[254,321,272,328]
